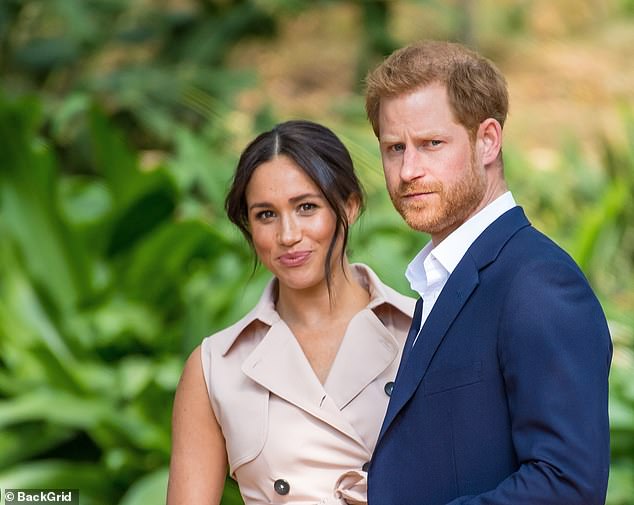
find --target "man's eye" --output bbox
[391,143,405,152]
[429,139,443,147]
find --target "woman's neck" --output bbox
[275,262,370,330]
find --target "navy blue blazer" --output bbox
[368,207,612,505]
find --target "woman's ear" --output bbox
[345,194,362,225]
[477,118,503,166]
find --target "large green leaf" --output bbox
[0,425,74,468]
[0,460,112,505]
[120,219,234,306]
[0,95,93,309]
[117,467,168,505]
[0,391,108,430]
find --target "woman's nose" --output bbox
[278,214,301,246]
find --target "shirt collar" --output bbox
[406,191,516,294]
[405,241,434,297]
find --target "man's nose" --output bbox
[400,147,426,182]
[278,214,301,246]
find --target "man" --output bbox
[365,40,612,505]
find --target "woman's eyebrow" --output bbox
[288,192,324,204]
[248,193,323,211]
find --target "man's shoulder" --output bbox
[465,209,586,291]
[506,222,576,262]
[480,207,574,262]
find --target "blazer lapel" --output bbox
[380,257,479,437]
[379,207,531,440]
[242,320,366,446]
[397,298,423,367]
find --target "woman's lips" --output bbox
[278,251,312,267]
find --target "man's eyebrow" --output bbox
[380,130,448,143]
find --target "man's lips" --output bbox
[399,183,439,198]
[278,251,312,267]
[402,191,435,200]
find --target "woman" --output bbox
[167,120,414,505]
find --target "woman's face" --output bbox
[245,155,341,293]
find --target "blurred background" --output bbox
[1,0,633,504]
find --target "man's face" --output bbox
[378,83,488,244]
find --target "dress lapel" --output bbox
[325,308,400,410]
[242,320,366,446]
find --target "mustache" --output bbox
[397,181,443,196]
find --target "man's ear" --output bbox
[345,194,362,225]
[477,118,503,166]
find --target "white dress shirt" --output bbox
[406,192,517,343]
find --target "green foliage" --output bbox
[4,86,632,503]
[0,94,262,504]
[1,2,633,505]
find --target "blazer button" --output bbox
[362,461,370,472]
[274,479,290,495]
[384,381,394,396]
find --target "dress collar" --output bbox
[219,263,413,356]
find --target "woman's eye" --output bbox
[299,202,317,213]
[256,210,275,220]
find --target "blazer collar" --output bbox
[468,207,531,270]
[379,207,531,439]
